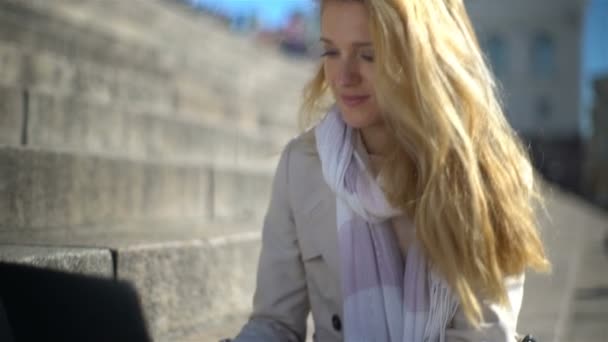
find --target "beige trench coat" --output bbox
[234,131,525,342]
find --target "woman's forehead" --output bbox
[321,1,371,43]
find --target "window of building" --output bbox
[535,96,554,121]
[482,34,509,78]
[530,32,556,78]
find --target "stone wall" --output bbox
[0,0,314,339]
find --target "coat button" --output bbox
[331,314,342,331]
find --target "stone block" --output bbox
[213,168,273,221]
[0,244,113,277]
[23,50,174,114]
[0,42,22,87]
[26,91,282,167]
[70,59,174,113]
[174,77,226,123]
[0,147,212,230]
[0,86,22,146]
[28,50,76,95]
[0,0,168,76]
[27,92,123,152]
[116,235,260,339]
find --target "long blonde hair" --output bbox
[301,0,549,326]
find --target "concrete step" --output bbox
[0,244,113,278]
[0,0,310,131]
[0,220,263,341]
[36,0,267,61]
[20,88,287,167]
[0,38,175,115]
[0,146,272,231]
[0,1,169,77]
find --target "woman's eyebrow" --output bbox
[320,37,373,47]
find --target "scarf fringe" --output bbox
[424,271,460,342]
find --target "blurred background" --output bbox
[0,0,605,341]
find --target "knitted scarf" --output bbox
[315,107,459,341]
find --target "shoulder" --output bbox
[282,129,320,176]
[281,130,329,212]
[286,129,318,160]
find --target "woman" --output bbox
[234,0,549,341]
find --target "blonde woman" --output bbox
[233,0,548,341]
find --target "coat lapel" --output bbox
[304,185,341,282]
[291,130,342,297]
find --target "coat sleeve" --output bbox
[445,274,525,342]
[233,140,310,342]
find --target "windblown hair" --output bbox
[301,0,550,326]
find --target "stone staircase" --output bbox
[0,0,313,340]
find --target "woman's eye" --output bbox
[361,53,375,62]
[321,50,339,58]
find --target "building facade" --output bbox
[584,76,608,207]
[466,0,587,191]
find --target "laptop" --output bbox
[0,262,152,342]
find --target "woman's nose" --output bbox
[337,59,362,87]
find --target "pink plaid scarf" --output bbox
[315,107,459,341]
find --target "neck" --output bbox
[360,123,389,156]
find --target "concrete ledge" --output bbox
[0,220,262,340]
[117,234,260,339]
[0,244,113,277]
[0,147,212,230]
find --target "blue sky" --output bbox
[190,0,315,29]
[582,0,608,135]
[584,0,608,75]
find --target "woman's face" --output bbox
[321,0,382,129]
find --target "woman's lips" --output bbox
[341,95,370,107]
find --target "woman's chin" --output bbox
[338,107,381,129]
